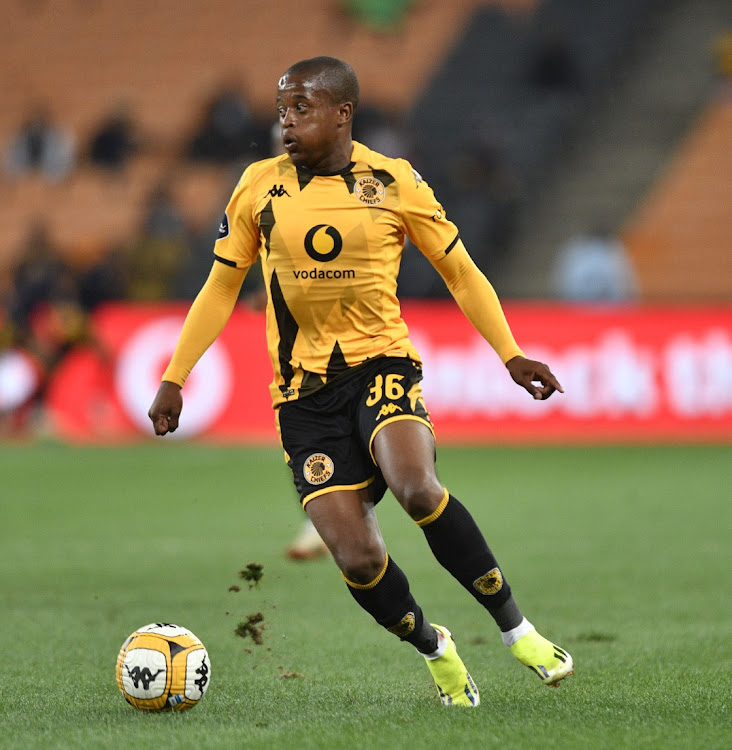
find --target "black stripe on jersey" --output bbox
[214,254,237,267]
[259,199,275,257]
[269,269,299,394]
[444,234,460,255]
[326,341,348,381]
[341,170,357,194]
[370,168,396,189]
[297,170,316,191]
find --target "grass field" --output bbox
[1,442,730,749]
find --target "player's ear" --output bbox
[338,101,354,126]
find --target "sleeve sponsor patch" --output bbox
[216,212,230,241]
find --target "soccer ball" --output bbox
[116,623,211,711]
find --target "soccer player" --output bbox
[149,56,573,706]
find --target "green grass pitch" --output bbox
[1,442,730,749]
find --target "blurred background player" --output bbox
[285,516,329,560]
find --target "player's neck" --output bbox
[301,138,353,175]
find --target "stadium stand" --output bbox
[622,96,732,301]
[403,0,670,295]
[409,0,666,190]
[0,0,534,281]
[490,0,729,300]
[0,0,727,304]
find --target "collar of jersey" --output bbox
[295,161,356,177]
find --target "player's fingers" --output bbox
[533,377,563,400]
[535,365,563,397]
[544,372,564,394]
[533,383,555,400]
[531,383,546,400]
[153,414,170,435]
[515,372,543,400]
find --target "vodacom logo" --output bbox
[115,317,233,438]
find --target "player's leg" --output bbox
[305,488,435,648]
[305,488,479,706]
[278,386,434,650]
[372,418,573,687]
[372,419,524,627]
[277,369,476,705]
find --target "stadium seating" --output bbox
[622,97,732,301]
[1,0,726,303]
[410,0,666,191]
[0,0,535,271]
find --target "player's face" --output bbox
[277,72,350,172]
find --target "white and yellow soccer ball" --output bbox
[116,623,211,711]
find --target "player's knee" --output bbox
[337,544,386,586]
[391,473,444,521]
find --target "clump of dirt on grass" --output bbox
[279,670,305,679]
[234,611,265,645]
[228,584,241,592]
[238,562,264,588]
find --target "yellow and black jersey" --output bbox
[214,140,461,407]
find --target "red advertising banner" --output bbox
[35,302,732,444]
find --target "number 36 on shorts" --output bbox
[365,373,406,405]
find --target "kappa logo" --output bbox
[125,665,164,690]
[473,567,503,596]
[303,453,334,485]
[267,184,291,198]
[193,655,209,694]
[376,403,403,420]
[353,176,385,205]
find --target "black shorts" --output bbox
[276,357,433,508]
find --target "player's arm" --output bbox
[148,260,247,435]
[432,240,563,400]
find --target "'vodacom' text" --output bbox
[293,268,356,280]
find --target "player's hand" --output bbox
[148,381,183,435]
[505,356,564,401]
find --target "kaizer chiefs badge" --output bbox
[473,567,503,596]
[353,176,385,205]
[303,453,334,485]
[388,612,416,638]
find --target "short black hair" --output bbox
[283,56,360,109]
